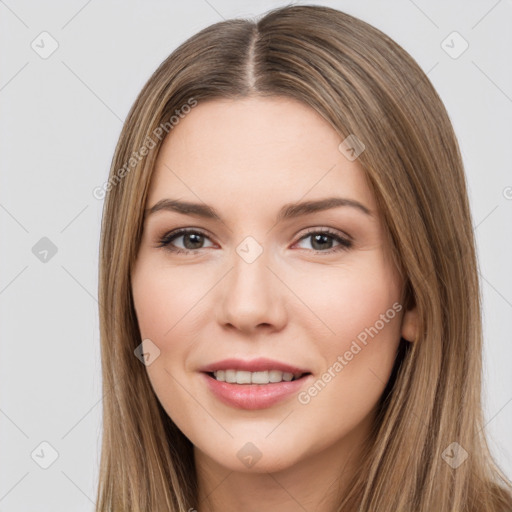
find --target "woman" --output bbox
[96,5,512,511]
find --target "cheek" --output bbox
[292,260,403,407]
[132,258,207,341]
[291,258,402,347]
[131,261,205,426]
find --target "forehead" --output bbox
[147,96,376,215]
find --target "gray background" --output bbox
[1,0,511,510]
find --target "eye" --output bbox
[156,227,352,255]
[157,229,215,254]
[293,228,352,254]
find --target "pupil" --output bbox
[312,234,331,250]
[184,233,203,249]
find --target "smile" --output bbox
[202,371,312,410]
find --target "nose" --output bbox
[216,244,288,335]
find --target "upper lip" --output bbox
[199,357,311,375]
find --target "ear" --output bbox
[401,304,419,342]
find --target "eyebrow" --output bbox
[144,196,373,223]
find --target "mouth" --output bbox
[199,358,313,409]
[200,363,313,410]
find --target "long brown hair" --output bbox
[96,5,512,511]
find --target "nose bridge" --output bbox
[218,235,286,332]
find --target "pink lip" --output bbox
[201,372,312,410]
[198,357,310,374]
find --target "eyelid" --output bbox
[296,226,353,243]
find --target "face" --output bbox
[131,96,417,475]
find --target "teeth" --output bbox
[212,369,302,384]
[225,369,236,383]
[269,370,283,382]
[251,371,268,384]
[236,371,252,384]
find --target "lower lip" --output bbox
[202,372,311,410]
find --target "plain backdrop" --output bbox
[1,0,511,510]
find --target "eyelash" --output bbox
[156,227,352,255]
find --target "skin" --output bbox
[131,96,419,512]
